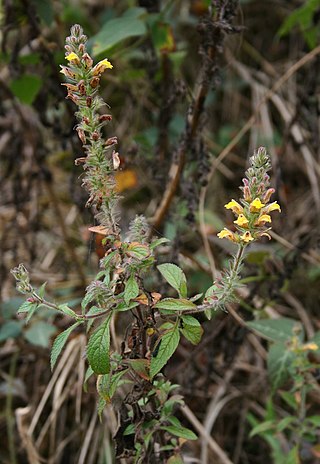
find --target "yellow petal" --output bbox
[250,198,265,212]
[265,201,281,213]
[217,228,236,242]
[234,214,249,227]
[255,214,271,226]
[92,59,113,75]
[301,342,318,351]
[66,52,79,63]
[224,199,243,215]
[240,231,254,243]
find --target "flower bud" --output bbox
[86,96,92,107]
[60,66,76,79]
[82,116,90,125]
[66,92,79,104]
[105,136,118,146]
[78,80,86,95]
[82,53,93,68]
[99,114,112,122]
[76,127,86,144]
[90,77,100,88]
[92,131,100,141]
[263,188,275,203]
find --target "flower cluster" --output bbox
[218,147,281,244]
[61,24,119,237]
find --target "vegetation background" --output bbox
[0,0,319,463]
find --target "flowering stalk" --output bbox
[205,147,281,310]
[61,24,119,237]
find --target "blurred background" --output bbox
[1,0,320,463]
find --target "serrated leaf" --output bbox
[37,282,47,299]
[247,318,303,343]
[97,369,128,403]
[17,300,37,314]
[50,322,82,370]
[125,358,150,380]
[24,321,57,347]
[180,315,203,345]
[57,304,78,319]
[150,237,170,250]
[150,326,180,379]
[249,420,275,438]
[157,263,187,297]
[126,242,150,260]
[124,274,139,305]
[160,425,197,440]
[155,298,196,312]
[268,343,294,390]
[87,315,112,374]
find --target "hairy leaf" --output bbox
[150,325,180,379]
[87,315,112,374]
[160,425,197,440]
[154,298,196,312]
[157,263,187,297]
[124,274,139,305]
[247,318,303,343]
[51,321,82,370]
[180,315,203,345]
[268,343,294,390]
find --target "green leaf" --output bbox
[97,369,128,402]
[91,10,147,56]
[84,366,94,392]
[157,263,187,297]
[167,454,184,464]
[24,321,57,347]
[0,320,23,342]
[249,420,275,437]
[307,415,320,427]
[10,75,42,105]
[17,300,39,323]
[57,304,78,319]
[154,298,196,312]
[150,237,170,250]
[268,343,294,389]
[116,301,139,312]
[125,358,150,380]
[180,315,203,345]
[160,425,197,440]
[126,242,150,260]
[50,321,82,370]
[246,318,303,343]
[37,282,47,299]
[124,274,139,305]
[87,315,112,374]
[150,325,180,379]
[276,416,296,432]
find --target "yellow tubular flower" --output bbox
[92,59,113,75]
[66,52,80,63]
[217,228,237,242]
[264,201,281,213]
[255,214,271,226]
[301,342,318,351]
[240,231,254,243]
[224,199,243,215]
[234,214,249,227]
[250,198,265,212]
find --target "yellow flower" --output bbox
[234,214,249,227]
[264,201,281,213]
[92,59,113,75]
[224,199,243,215]
[66,52,80,64]
[255,214,271,226]
[301,342,318,352]
[250,198,265,212]
[217,228,237,242]
[240,231,254,243]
